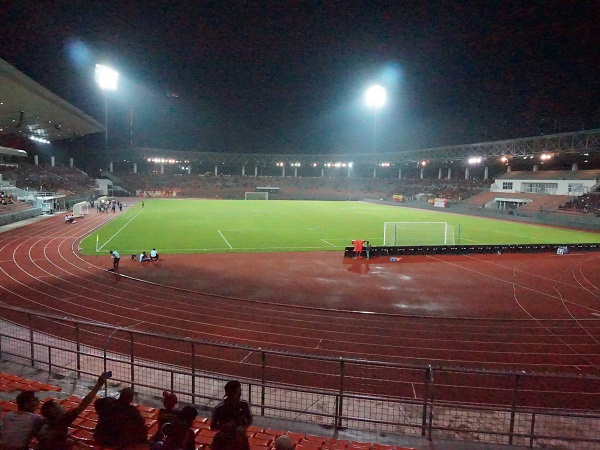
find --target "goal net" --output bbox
[72,201,89,217]
[383,222,455,246]
[245,192,269,200]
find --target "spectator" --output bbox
[37,374,107,450]
[93,387,147,449]
[210,423,250,450]
[210,380,253,432]
[274,435,294,450]
[152,405,197,450]
[150,391,179,445]
[0,390,43,450]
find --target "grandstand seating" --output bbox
[0,370,417,449]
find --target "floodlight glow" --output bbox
[348,162,353,168]
[468,157,482,165]
[365,85,387,109]
[95,64,119,90]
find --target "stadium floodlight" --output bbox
[95,64,119,90]
[365,84,387,109]
[364,84,387,153]
[95,64,119,155]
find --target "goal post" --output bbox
[383,222,455,246]
[72,201,89,217]
[244,192,269,200]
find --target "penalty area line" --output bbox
[217,230,233,249]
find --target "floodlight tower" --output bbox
[364,84,387,153]
[95,64,119,154]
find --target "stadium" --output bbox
[2,15,600,450]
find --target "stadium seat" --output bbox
[286,431,306,441]
[249,436,272,447]
[264,427,284,437]
[305,434,327,444]
[372,444,393,450]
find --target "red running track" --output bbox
[1,211,600,409]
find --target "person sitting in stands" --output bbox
[139,251,150,262]
[37,374,107,450]
[93,387,147,449]
[0,390,44,450]
[150,248,159,261]
[211,423,250,450]
[150,391,179,445]
[152,405,197,450]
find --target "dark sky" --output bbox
[1,1,599,155]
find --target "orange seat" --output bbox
[297,445,320,450]
[249,436,272,447]
[286,431,306,441]
[299,440,322,449]
[253,432,274,442]
[305,434,327,444]
[373,445,393,450]
[264,428,284,437]
[199,428,217,438]
[247,425,265,434]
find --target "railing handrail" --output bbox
[2,302,600,383]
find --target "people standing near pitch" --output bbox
[365,241,371,259]
[109,250,120,271]
[351,239,365,259]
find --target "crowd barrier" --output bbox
[344,243,600,258]
[0,305,599,448]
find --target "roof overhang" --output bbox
[0,145,28,157]
[0,58,103,142]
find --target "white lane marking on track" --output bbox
[241,352,253,363]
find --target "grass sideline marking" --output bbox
[98,209,144,252]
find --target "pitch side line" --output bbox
[97,210,144,252]
[217,230,233,249]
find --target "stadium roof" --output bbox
[0,57,103,142]
[496,169,600,181]
[0,145,27,157]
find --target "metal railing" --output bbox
[1,304,599,448]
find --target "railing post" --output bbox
[427,365,434,441]
[421,366,431,436]
[191,341,196,404]
[335,358,345,431]
[129,331,135,388]
[48,346,52,374]
[529,411,536,448]
[509,374,521,446]
[103,347,108,397]
[28,313,34,367]
[261,349,266,417]
[75,323,81,378]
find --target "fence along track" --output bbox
[0,304,599,449]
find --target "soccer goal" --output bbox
[244,192,269,200]
[72,201,89,217]
[383,222,455,246]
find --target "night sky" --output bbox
[1,1,599,155]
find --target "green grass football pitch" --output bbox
[80,199,600,255]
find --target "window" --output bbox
[502,182,513,190]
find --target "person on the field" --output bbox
[139,251,150,262]
[351,239,365,259]
[150,248,159,261]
